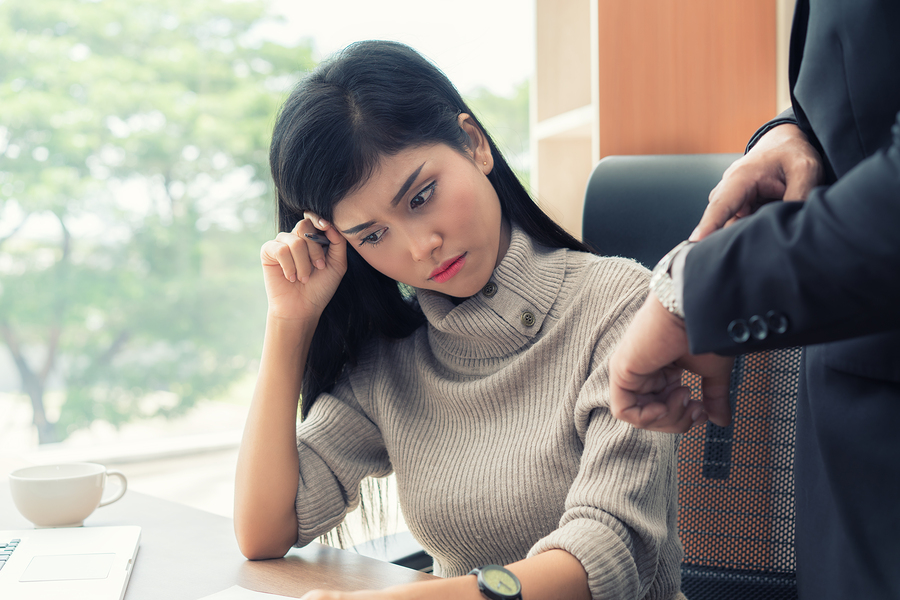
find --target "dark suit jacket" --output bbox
[682,1,900,598]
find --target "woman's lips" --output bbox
[429,253,467,283]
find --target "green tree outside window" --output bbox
[0,0,530,446]
[0,0,312,444]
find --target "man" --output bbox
[607,1,900,598]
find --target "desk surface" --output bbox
[0,483,434,599]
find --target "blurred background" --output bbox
[0,0,532,530]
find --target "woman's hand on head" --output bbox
[259,213,348,320]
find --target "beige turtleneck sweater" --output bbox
[293,227,683,600]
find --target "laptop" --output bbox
[0,525,141,600]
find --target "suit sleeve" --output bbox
[745,107,798,153]
[683,110,900,355]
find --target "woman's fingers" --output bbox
[291,215,325,271]
[261,218,322,284]
[303,212,348,271]
[273,230,314,283]
[275,215,337,282]
[259,238,299,283]
[260,214,348,288]
[302,211,328,231]
[320,224,348,270]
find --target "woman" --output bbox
[234,40,685,600]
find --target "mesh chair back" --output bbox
[679,352,799,599]
[582,154,799,600]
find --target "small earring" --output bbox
[483,161,487,166]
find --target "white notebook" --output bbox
[0,525,140,600]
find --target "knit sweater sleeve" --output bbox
[293,374,392,547]
[528,267,682,599]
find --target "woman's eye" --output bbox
[410,182,436,209]
[360,228,387,246]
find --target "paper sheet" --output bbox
[198,585,299,600]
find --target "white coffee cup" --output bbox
[9,463,128,528]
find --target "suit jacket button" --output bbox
[728,319,750,343]
[748,315,769,340]
[766,310,789,334]
[482,282,498,297]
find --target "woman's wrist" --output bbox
[265,310,321,342]
[367,550,588,600]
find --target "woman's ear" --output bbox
[458,113,494,175]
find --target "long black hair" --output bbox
[270,40,590,418]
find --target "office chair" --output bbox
[583,154,800,600]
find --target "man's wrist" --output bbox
[649,240,694,319]
[745,109,798,154]
[669,241,692,317]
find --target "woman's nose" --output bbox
[409,230,442,262]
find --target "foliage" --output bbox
[0,0,314,443]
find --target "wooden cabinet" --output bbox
[533,0,794,237]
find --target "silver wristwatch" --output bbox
[649,240,694,319]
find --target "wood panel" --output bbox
[595,0,777,156]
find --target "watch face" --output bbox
[482,566,521,596]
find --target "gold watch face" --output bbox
[483,567,521,595]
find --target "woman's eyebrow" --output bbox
[341,162,427,234]
[340,220,376,235]
[390,162,426,207]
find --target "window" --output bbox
[0,0,533,545]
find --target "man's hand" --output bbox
[691,123,824,241]
[608,293,734,433]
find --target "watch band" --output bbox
[650,240,694,319]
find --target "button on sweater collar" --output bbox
[416,226,566,360]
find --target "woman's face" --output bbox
[331,118,509,299]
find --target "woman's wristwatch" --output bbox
[468,564,522,600]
